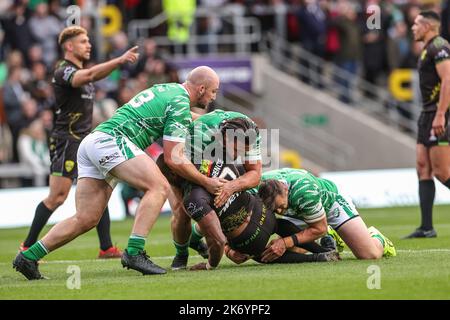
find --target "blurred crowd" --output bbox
[0,0,447,184]
[0,0,179,179]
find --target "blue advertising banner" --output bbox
[171,56,252,92]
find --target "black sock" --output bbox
[444,178,450,189]
[259,251,316,264]
[419,179,435,230]
[299,241,329,253]
[96,207,113,251]
[275,218,329,253]
[23,201,54,247]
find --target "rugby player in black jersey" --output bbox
[19,26,139,259]
[405,11,450,239]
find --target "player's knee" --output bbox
[210,236,226,250]
[416,160,432,178]
[356,249,381,260]
[157,179,170,199]
[76,215,99,232]
[47,192,69,208]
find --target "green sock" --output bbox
[22,240,49,261]
[127,234,146,256]
[174,240,189,257]
[189,223,204,246]
[371,234,385,247]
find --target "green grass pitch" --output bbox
[1,205,449,300]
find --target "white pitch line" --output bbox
[1,249,449,266]
[0,255,202,266]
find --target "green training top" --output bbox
[95,83,192,150]
[256,168,339,223]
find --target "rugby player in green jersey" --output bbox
[13,66,224,280]
[168,110,263,270]
[255,168,396,261]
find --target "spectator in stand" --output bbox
[26,44,44,69]
[296,0,327,87]
[17,116,50,185]
[332,1,361,104]
[361,0,388,96]
[29,2,62,69]
[1,0,36,65]
[3,66,37,162]
[24,62,54,111]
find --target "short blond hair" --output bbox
[58,26,87,47]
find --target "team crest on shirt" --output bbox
[65,160,75,173]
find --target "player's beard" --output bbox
[196,91,207,109]
[74,51,89,64]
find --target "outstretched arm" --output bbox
[71,46,139,87]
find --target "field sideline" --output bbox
[1,205,449,300]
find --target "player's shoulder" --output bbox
[153,83,189,98]
[428,36,450,56]
[53,60,78,83]
[431,36,449,49]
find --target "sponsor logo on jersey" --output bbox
[437,49,449,60]
[187,202,204,217]
[63,67,76,82]
[218,191,241,217]
[99,152,120,166]
[65,160,75,173]
[211,158,224,177]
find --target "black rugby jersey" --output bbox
[418,36,450,112]
[51,59,94,140]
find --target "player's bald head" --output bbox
[186,66,219,87]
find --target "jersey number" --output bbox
[129,89,155,108]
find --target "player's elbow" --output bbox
[313,223,328,238]
[164,153,178,171]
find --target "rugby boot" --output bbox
[121,249,166,275]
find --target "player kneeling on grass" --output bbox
[160,157,340,270]
[254,168,396,262]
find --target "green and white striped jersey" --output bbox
[95,83,191,150]
[258,168,339,223]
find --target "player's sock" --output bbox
[371,233,385,247]
[127,234,146,256]
[419,179,435,230]
[22,240,49,261]
[264,251,316,264]
[189,223,204,246]
[23,202,54,247]
[96,207,113,251]
[299,241,329,253]
[173,240,189,256]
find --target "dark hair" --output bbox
[420,11,441,23]
[219,117,259,146]
[258,179,285,211]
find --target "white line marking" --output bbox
[2,249,450,266]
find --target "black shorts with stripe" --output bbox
[417,110,450,147]
[49,136,79,180]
